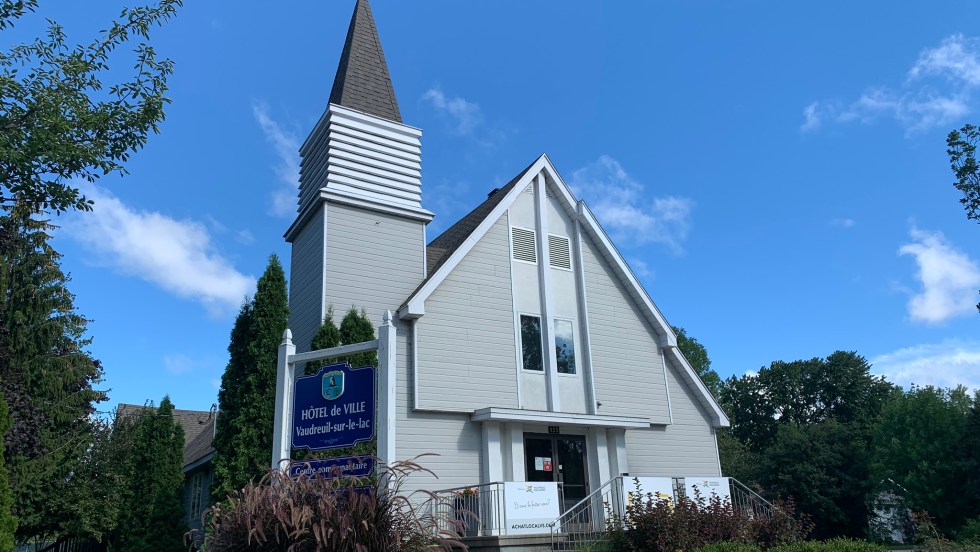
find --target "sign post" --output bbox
[271,311,397,472]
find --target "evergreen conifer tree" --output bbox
[307,306,342,374]
[0,394,17,551]
[212,255,288,500]
[0,208,106,542]
[339,307,378,369]
[113,397,185,552]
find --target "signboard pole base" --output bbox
[272,329,297,470]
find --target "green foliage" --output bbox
[0,0,182,213]
[197,459,462,552]
[768,539,885,552]
[339,306,379,369]
[113,397,185,552]
[697,543,762,552]
[307,305,342,374]
[607,481,810,552]
[719,351,893,538]
[947,124,980,223]
[0,208,107,542]
[212,255,289,501]
[0,394,16,551]
[673,326,722,397]
[946,123,980,311]
[870,386,978,535]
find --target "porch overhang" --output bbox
[470,407,650,429]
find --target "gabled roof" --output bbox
[424,159,537,276]
[328,0,402,123]
[398,155,730,428]
[117,403,214,449]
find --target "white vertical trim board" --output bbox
[534,171,560,412]
[507,213,524,408]
[573,208,597,415]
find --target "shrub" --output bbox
[608,481,810,552]
[193,458,462,552]
[698,542,763,552]
[769,539,885,552]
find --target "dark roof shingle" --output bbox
[329,0,402,122]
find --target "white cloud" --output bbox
[801,102,821,131]
[421,88,483,135]
[803,34,980,134]
[63,185,256,317]
[628,258,654,279]
[899,227,980,324]
[909,34,980,86]
[252,101,300,218]
[829,218,856,228]
[163,353,195,375]
[871,339,980,392]
[570,155,694,253]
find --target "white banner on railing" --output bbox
[503,482,560,535]
[684,476,731,505]
[622,476,675,511]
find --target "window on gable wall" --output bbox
[190,472,203,521]
[554,319,576,374]
[520,315,543,371]
[521,315,577,374]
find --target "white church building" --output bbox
[280,0,732,543]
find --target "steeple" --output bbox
[328,0,402,122]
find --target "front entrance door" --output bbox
[524,434,589,512]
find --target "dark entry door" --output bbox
[524,434,589,512]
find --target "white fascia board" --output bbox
[664,345,731,428]
[399,154,549,318]
[285,191,434,242]
[471,407,650,429]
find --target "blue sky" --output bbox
[6,1,980,413]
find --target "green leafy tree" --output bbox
[0,394,16,551]
[0,208,106,544]
[947,124,980,223]
[212,255,288,500]
[946,124,980,311]
[0,0,182,213]
[870,386,977,535]
[719,351,893,538]
[672,326,721,398]
[113,397,185,552]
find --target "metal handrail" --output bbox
[550,476,624,550]
[431,481,505,537]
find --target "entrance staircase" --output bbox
[549,476,775,551]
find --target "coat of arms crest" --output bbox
[322,370,344,400]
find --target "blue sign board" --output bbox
[288,456,375,479]
[292,362,376,451]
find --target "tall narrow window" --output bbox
[520,315,543,371]
[554,319,576,374]
[189,472,203,520]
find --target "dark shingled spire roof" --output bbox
[329,0,402,122]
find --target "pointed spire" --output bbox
[329,0,402,123]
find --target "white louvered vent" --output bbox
[511,227,537,263]
[549,234,571,269]
[524,185,533,193]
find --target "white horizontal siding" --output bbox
[580,235,670,423]
[397,324,482,494]
[625,356,720,476]
[299,106,423,213]
[416,216,519,411]
[323,203,424,322]
[289,205,325,354]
